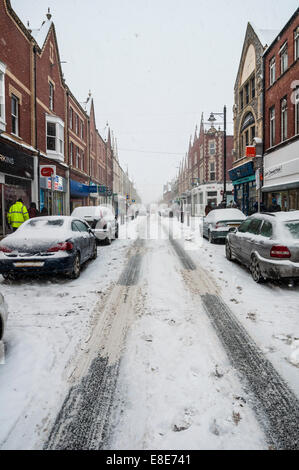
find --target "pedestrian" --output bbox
[268,197,281,212]
[205,202,212,216]
[28,202,39,218]
[41,207,48,216]
[7,198,29,232]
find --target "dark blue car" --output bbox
[0,216,97,280]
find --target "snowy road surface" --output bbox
[0,215,298,450]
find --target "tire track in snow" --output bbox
[44,239,145,450]
[170,236,299,450]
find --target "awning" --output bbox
[70,179,92,197]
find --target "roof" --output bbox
[250,23,279,48]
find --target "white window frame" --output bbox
[209,162,216,181]
[11,94,19,136]
[281,98,288,142]
[280,42,288,75]
[49,82,54,111]
[209,141,215,155]
[0,61,6,131]
[46,115,65,161]
[269,57,276,85]
[270,106,275,147]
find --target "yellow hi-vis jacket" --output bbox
[7,202,29,228]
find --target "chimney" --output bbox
[27,21,32,34]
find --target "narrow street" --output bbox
[1,215,298,450]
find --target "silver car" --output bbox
[0,292,8,341]
[226,211,299,283]
[203,208,246,243]
[71,205,118,245]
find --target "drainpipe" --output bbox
[33,44,40,211]
[66,91,70,215]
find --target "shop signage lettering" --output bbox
[0,153,14,166]
[264,165,282,179]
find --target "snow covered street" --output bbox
[0,215,298,450]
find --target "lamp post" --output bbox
[208,106,227,206]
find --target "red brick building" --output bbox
[262,8,299,210]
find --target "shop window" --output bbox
[49,82,54,111]
[280,42,288,75]
[46,116,64,160]
[11,94,19,136]
[281,97,288,142]
[269,57,276,85]
[294,26,299,61]
[270,106,275,146]
[0,61,6,130]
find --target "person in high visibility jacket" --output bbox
[7,198,29,232]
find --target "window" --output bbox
[260,221,273,238]
[70,142,73,166]
[270,106,275,147]
[245,129,249,147]
[248,219,263,235]
[81,150,84,171]
[209,141,215,155]
[76,146,80,168]
[209,162,216,181]
[75,114,79,134]
[239,90,244,110]
[294,26,299,60]
[245,83,249,105]
[280,42,288,74]
[11,94,19,135]
[281,97,288,141]
[238,219,252,233]
[250,126,255,143]
[49,82,54,111]
[0,61,6,128]
[269,57,276,85]
[80,120,84,139]
[46,116,64,160]
[251,76,255,99]
[69,107,73,129]
[295,87,299,135]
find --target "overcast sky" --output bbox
[12,0,299,203]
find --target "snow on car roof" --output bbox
[250,211,299,222]
[207,209,246,221]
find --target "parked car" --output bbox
[71,205,118,245]
[0,216,97,280]
[225,211,299,283]
[202,208,246,243]
[0,292,8,341]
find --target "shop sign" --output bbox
[47,175,63,191]
[98,185,107,194]
[229,161,255,181]
[40,165,56,178]
[0,141,34,179]
[246,146,256,158]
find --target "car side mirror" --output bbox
[229,227,237,233]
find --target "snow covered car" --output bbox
[0,216,97,280]
[71,205,118,245]
[225,211,299,283]
[202,208,246,243]
[0,292,8,341]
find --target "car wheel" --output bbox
[105,230,112,245]
[225,241,234,261]
[208,231,214,244]
[115,225,119,239]
[250,255,264,283]
[69,253,81,279]
[91,243,97,260]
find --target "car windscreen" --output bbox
[284,220,299,239]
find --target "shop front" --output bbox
[70,179,98,213]
[262,140,299,211]
[229,161,256,215]
[40,174,67,215]
[0,139,35,237]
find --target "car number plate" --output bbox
[228,224,239,227]
[13,262,45,267]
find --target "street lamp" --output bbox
[208,106,227,205]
